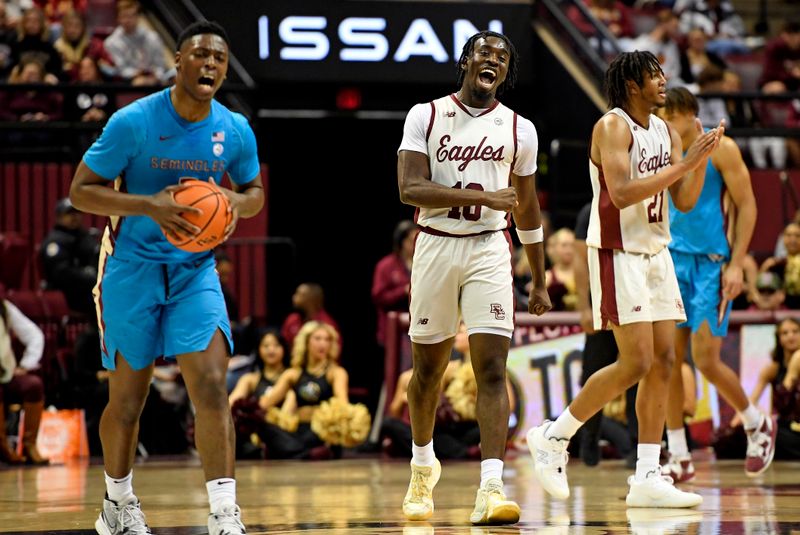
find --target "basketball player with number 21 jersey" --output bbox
[527,51,724,510]
[397,30,551,526]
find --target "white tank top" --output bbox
[418,95,518,236]
[587,107,673,255]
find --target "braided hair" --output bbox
[604,51,663,110]
[456,31,518,95]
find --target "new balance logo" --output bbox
[444,111,456,117]
[631,305,642,313]
[490,303,506,320]
[417,318,429,325]
[676,300,685,313]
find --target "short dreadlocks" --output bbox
[456,31,518,95]
[604,50,663,110]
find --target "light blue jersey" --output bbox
[668,155,730,257]
[85,88,260,368]
[669,145,734,336]
[84,87,260,263]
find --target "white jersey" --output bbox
[587,107,673,255]
[398,94,537,236]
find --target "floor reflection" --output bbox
[1,458,799,534]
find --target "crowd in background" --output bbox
[0,0,170,124]
[0,0,797,167]
[568,0,800,168]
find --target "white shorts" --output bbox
[409,231,514,344]
[588,246,686,330]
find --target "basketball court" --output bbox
[2,452,798,533]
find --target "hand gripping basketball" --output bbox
[160,178,232,252]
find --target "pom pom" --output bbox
[311,398,372,447]
[266,406,299,433]
[444,363,478,421]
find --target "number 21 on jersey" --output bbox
[647,191,664,223]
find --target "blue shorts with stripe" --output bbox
[94,253,232,370]
[670,249,732,337]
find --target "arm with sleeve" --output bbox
[5,302,44,370]
[230,114,262,185]
[83,109,142,179]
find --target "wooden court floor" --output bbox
[1,454,799,534]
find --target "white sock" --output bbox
[546,407,583,440]
[666,428,689,457]
[206,478,236,513]
[104,471,134,503]
[412,440,435,467]
[741,403,762,431]
[480,459,504,487]
[634,443,662,482]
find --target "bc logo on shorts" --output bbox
[490,303,506,320]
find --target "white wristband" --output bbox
[516,226,544,244]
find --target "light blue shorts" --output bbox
[95,254,232,370]
[671,249,732,337]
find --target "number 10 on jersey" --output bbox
[447,181,485,221]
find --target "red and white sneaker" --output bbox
[661,453,695,483]
[745,415,777,477]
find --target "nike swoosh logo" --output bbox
[159,135,174,141]
[217,480,233,485]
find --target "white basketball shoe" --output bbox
[626,472,702,508]
[526,421,570,500]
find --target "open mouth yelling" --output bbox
[197,74,216,95]
[477,68,497,90]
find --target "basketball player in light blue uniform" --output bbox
[658,88,776,483]
[70,21,262,535]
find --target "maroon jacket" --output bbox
[371,253,411,345]
[759,37,800,90]
[0,89,62,121]
[566,0,634,39]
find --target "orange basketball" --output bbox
[163,179,231,253]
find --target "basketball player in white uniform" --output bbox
[527,51,724,508]
[397,31,551,525]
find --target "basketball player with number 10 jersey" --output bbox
[397,31,551,526]
[403,91,537,340]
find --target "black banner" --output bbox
[191,0,533,84]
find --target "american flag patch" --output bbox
[212,131,225,142]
